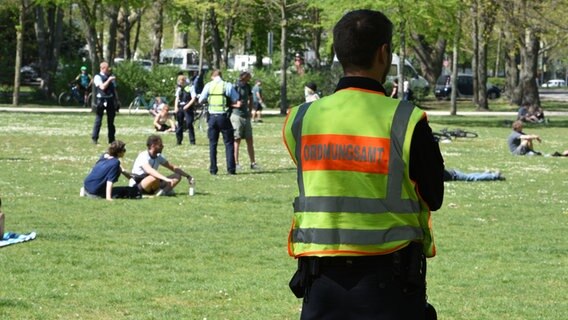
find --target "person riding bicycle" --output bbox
[74,66,92,107]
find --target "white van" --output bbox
[332,53,430,95]
[387,54,430,95]
[159,48,201,71]
[541,79,566,88]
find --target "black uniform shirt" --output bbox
[334,77,444,211]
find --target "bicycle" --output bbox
[58,83,92,107]
[432,128,478,142]
[192,102,208,132]
[128,88,167,115]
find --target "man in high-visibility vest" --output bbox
[283,9,444,319]
[198,70,241,175]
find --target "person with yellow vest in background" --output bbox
[198,70,241,175]
[283,10,444,319]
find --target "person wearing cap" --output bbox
[304,82,320,102]
[75,66,92,107]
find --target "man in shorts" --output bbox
[251,79,264,123]
[129,135,193,196]
[232,72,259,170]
[507,120,542,155]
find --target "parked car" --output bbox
[541,79,566,88]
[20,65,41,84]
[435,74,501,100]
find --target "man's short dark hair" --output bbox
[146,135,162,148]
[333,10,393,72]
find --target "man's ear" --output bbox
[378,44,391,65]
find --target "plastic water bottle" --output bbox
[188,178,195,196]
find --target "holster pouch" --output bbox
[289,258,319,299]
[426,302,438,320]
[288,259,308,298]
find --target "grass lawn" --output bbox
[0,106,566,319]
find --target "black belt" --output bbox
[306,243,418,267]
[209,113,227,117]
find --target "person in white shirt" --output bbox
[129,135,193,196]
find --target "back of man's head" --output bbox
[333,10,393,72]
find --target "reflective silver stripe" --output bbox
[294,195,420,214]
[292,225,423,245]
[291,102,313,197]
[387,100,414,201]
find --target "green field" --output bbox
[0,108,566,319]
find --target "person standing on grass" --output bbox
[232,71,259,170]
[174,74,197,145]
[82,140,140,200]
[128,135,193,196]
[251,79,265,123]
[282,9,444,319]
[91,61,118,145]
[198,70,240,175]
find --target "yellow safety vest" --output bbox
[282,88,436,258]
[207,81,227,113]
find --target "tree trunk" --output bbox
[411,35,446,86]
[208,8,222,70]
[34,3,64,99]
[132,10,142,58]
[279,2,288,115]
[199,13,206,72]
[397,19,405,95]
[173,20,188,48]
[308,7,322,69]
[223,1,239,69]
[150,0,165,66]
[520,28,540,106]
[78,2,101,69]
[104,4,119,63]
[477,41,489,110]
[470,0,479,105]
[13,0,29,106]
[450,12,461,116]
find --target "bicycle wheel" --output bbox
[86,93,93,108]
[463,131,478,138]
[58,92,72,106]
[128,99,141,115]
[432,132,452,143]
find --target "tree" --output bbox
[33,2,65,99]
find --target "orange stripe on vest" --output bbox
[301,134,390,173]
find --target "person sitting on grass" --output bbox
[153,104,176,132]
[444,168,505,181]
[507,120,542,156]
[82,140,140,200]
[128,135,193,197]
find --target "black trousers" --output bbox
[207,113,235,174]
[297,244,428,320]
[91,98,116,143]
[176,107,195,144]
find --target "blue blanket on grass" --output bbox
[0,232,36,248]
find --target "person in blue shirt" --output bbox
[83,140,139,200]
